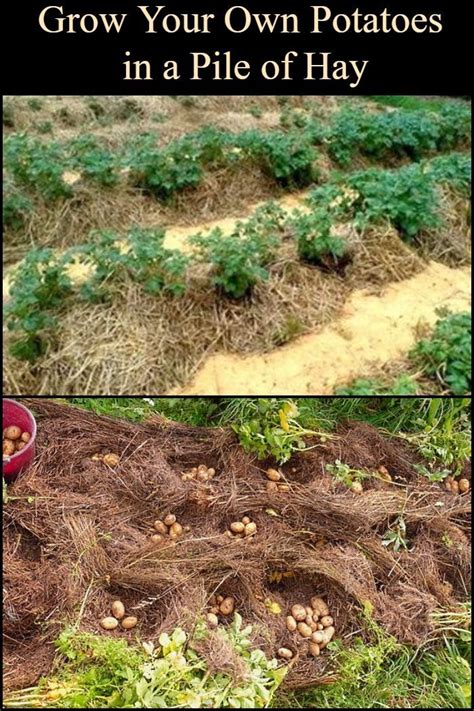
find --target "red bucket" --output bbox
[3,399,37,480]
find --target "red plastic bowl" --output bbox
[3,399,37,480]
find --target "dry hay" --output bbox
[3,161,281,265]
[416,188,472,267]
[3,227,427,396]
[3,400,471,692]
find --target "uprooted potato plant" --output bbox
[2,399,471,704]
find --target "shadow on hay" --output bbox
[3,400,471,691]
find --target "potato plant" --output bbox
[290,208,350,267]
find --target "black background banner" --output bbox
[1,1,470,94]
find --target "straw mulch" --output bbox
[3,400,471,692]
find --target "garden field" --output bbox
[2,95,472,395]
[2,396,471,707]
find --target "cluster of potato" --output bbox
[91,452,120,467]
[152,514,188,543]
[445,476,470,494]
[278,597,335,661]
[265,468,290,494]
[227,515,257,539]
[181,464,216,482]
[3,425,31,458]
[100,600,137,631]
[205,594,236,628]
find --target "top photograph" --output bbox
[2,95,471,396]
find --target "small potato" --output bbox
[319,626,335,649]
[169,522,183,537]
[444,480,452,492]
[207,468,215,478]
[278,647,293,660]
[297,622,313,638]
[241,516,251,525]
[3,440,15,456]
[286,615,297,632]
[206,613,219,628]
[450,481,459,494]
[317,623,324,630]
[230,521,245,534]
[121,616,138,630]
[101,616,119,630]
[278,484,290,493]
[351,481,363,494]
[305,606,314,617]
[321,615,333,627]
[311,631,324,644]
[310,597,329,617]
[378,465,390,476]
[244,522,257,537]
[16,441,27,451]
[164,514,177,527]
[4,426,21,441]
[209,606,220,615]
[225,530,234,538]
[310,621,318,632]
[219,597,235,615]
[111,600,125,619]
[103,453,120,467]
[291,604,307,622]
[154,520,168,535]
[181,472,192,481]
[459,479,470,493]
[197,470,208,482]
[151,534,164,544]
[266,482,279,493]
[21,431,31,443]
[309,642,321,657]
[312,613,319,623]
[216,595,224,603]
[198,464,208,475]
[305,615,313,626]
[266,468,281,482]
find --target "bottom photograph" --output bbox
[2,396,471,708]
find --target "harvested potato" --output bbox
[459,479,470,493]
[151,534,164,544]
[266,481,279,493]
[103,453,120,467]
[266,468,281,482]
[297,622,313,638]
[111,601,125,619]
[351,481,363,494]
[445,480,452,492]
[206,613,219,628]
[198,464,208,475]
[241,516,251,525]
[310,597,329,617]
[277,647,293,660]
[320,615,334,627]
[3,440,16,456]
[101,616,119,630]
[21,431,31,443]
[305,605,313,617]
[291,604,307,622]
[154,520,168,535]
[164,514,177,527]
[230,521,245,534]
[278,484,290,493]
[317,623,324,630]
[244,522,257,537]
[309,642,321,657]
[450,480,460,494]
[311,630,324,644]
[121,616,138,630]
[207,468,215,478]
[16,441,27,451]
[286,615,297,632]
[216,595,224,603]
[305,614,313,626]
[319,625,335,649]
[219,597,235,615]
[4,426,21,441]
[169,522,183,537]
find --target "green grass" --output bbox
[371,96,468,112]
[277,636,471,708]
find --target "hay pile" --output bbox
[3,400,471,692]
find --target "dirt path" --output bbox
[176,262,471,395]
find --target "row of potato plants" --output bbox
[3,102,471,230]
[4,152,470,363]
